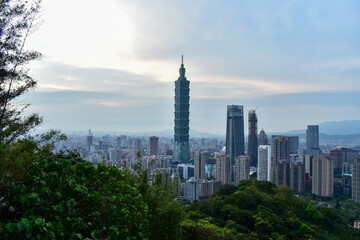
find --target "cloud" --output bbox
[22,0,360,133]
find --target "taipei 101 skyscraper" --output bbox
[173,55,190,163]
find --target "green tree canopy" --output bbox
[0,0,42,144]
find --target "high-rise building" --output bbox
[120,135,127,148]
[149,136,159,156]
[306,125,320,155]
[258,128,268,145]
[234,155,250,185]
[272,136,290,186]
[312,155,334,197]
[288,136,299,155]
[341,148,359,165]
[184,177,199,201]
[134,138,141,151]
[198,180,222,200]
[86,129,93,149]
[290,161,305,194]
[194,151,206,180]
[116,136,121,148]
[330,148,343,173]
[173,56,190,163]
[226,105,245,164]
[352,158,360,202]
[304,154,315,177]
[258,145,271,181]
[248,110,258,167]
[274,159,290,187]
[216,155,231,184]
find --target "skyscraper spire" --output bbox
[179,54,186,78]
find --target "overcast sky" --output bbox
[24,0,360,135]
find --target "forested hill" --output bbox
[182,180,360,240]
[2,137,360,239]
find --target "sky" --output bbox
[23,0,360,135]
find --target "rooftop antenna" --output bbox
[182,54,183,64]
[255,105,260,111]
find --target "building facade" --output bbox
[194,151,206,180]
[149,136,159,156]
[330,148,343,173]
[352,158,360,202]
[272,136,290,186]
[290,161,305,194]
[234,155,250,185]
[173,56,191,163]
[226,105,245,164]
[312,155,334,197]
[258,145,271,181]
[306,125,320,155]
[184,178,199,201]
[258,128,268,145]
[216,155,231,184]
[248,110,258,167]
[288,136,299,155]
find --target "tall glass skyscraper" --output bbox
[173,56,190,163]
[248,109,258,167]
[226,105,245,164]
[306,125,320,155]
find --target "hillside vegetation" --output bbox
[1,137,360,239]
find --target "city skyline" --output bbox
[23,0,360,134]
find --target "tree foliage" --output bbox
[0,0,42,144]
[183,179,360,240]
[0,137,184,239]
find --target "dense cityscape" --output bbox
[2,1,360,239]
[54,58,360,206]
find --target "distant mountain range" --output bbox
[274,120,360,136]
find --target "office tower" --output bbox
[134,138,141,151]
[258,128,268,145]
[116,136,121,148]
[226,105,245,164]
[216,155,231,184]
[161,158,169,169]
[120,135,127,147]
[290,161,305,194]
[149,136,159,156]
[306,125,320,155]
[274,159,290,187]
[341,148,359,165]
[258,145,271,181]
[173,56,190,163]
[312,155,334,197]
[272,136,290,186]
[184,178,199,201]
[86,129,93,148]
[352,158,360,202]
[109,148,117,162]
[330,148,343,173]
[248,110,258,167]
[288,136,299,155]
[304,154,315,177]
[234,155,250,185]
[177,164,194,180]
[194,151,206,180]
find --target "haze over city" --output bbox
[25,0,360,134]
